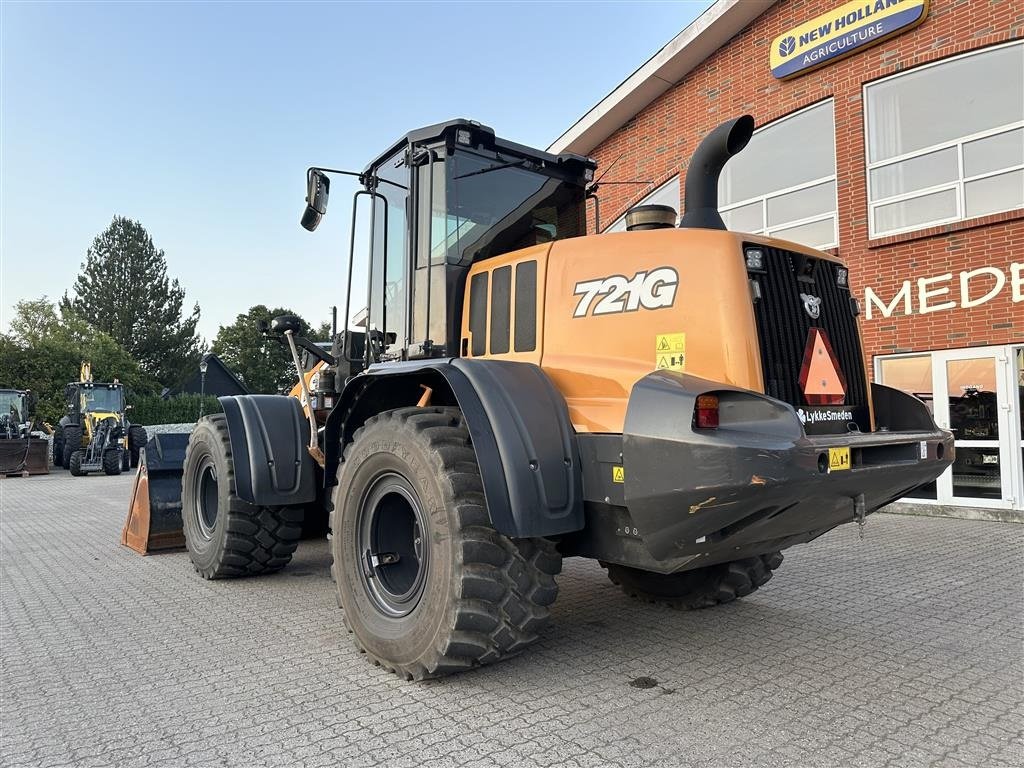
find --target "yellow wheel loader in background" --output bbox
[126,115,953,680]
[55,363,147,476]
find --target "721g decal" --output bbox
[572,267,678,318]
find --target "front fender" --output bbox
[325,359,584,539]
[218,395,316,507]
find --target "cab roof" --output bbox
[363,118,596,184]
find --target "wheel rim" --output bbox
[194,457,219,539]
[356,472,429,618]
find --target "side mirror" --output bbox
[301,170,330,232]
[271,315,303,335]
[125,404,134,412]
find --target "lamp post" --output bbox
[199,355,209,419]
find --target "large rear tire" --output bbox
[62,426,82,468]
[331,407,561,680]
[181,414,303,579]
[52,430,65,468]
[603,552,783,610]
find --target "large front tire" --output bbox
[181,414,303,579]
[102,448,122,476]
[604,552,783,610]
[331,407,561,680]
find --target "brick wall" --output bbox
[588,0,1024,367]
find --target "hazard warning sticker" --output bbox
[612,466,625,483]
[654,332,686,371]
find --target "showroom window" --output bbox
[718,100,838,249]
[864,41,1024,238]
[605,176,680,232]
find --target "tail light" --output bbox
[695,394,720,429]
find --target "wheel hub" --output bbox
[357,473,429,618]
[194,458,219,539]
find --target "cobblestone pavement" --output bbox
[2,471,1022,768]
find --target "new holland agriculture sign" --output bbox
[770,0,929,79]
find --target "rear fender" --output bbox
[324,359,584,538]
[870,383,940,432]
[219,395,316,506]
[622,370,802,559]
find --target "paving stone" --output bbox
[1,471,1022,767]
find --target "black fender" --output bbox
[218,395,316,507]
[622,370,802,560]
[870,382,939,432]
[324,359,584,539]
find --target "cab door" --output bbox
[367,148,411,360]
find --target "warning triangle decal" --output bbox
[798,328,847,405]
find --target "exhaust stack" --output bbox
[679,115,755,231]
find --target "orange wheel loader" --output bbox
[126,115,953,680]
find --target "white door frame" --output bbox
[875,344,1022,511]
[931,346,1015,510]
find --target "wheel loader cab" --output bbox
[77,383,124,414]
[344,120,594,364]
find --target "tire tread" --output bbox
[332,406,561,680]
[605,552,784,610]
[183,414,301,580]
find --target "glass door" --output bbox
[878,345,1022,510]
[932,347,1016,509]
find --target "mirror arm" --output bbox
[307,166,408,193]
[307,166,364,183]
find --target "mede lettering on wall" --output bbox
[864,263,1024,320]
[770,0,929,80]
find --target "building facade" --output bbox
[552,0,1023,518]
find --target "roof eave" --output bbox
[548,0,776,156]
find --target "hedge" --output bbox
[130,394,222,426]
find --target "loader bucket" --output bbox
[121,432,190,554]
[0,438,50,476]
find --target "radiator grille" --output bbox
[748,245,869,431]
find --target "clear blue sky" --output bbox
[1,1,709,342]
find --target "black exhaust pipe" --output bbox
[679,115,755,231]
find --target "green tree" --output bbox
[311,320,334,342]
[61,216,202,388]
[0,297,157,424]
[211,305,311,394]
[8,297,62,345]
